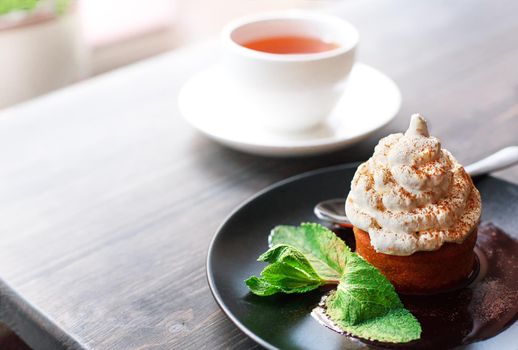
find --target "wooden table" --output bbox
[0,1,517,349]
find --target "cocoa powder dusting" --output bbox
[471,280,516,322]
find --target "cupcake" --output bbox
[345,114,481,294]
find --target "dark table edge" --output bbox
[0,278,86,350]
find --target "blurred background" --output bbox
[0,0,337,109]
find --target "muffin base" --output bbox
[353,227,478,294]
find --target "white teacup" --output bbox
[220,11,359,133]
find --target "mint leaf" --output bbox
[325,254,421,343]
[331,308,422,343]
[244,277,280,296]
[326,254,402,324]
[246,244,325,296]
[270,223,350,281]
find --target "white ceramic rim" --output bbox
[221,10,359,62]
[178,63,402,156]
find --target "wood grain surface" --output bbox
[0,1,517,349]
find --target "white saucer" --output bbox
[178,63,401,157]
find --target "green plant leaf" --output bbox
[245,223,421,343]
[246,244,325,295]
[325,254,421,343]
[326,253,402,324]
[270,223,350,281]
[0,0,71,16]
[0,0,38,15]
[244,277,280,296]
[331,308,421,343]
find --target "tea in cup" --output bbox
[221,11,359,132]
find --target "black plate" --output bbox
[206,164,518,350]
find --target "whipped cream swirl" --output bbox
[345,114,481,256]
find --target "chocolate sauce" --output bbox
[313,222,518,349]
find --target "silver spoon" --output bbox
[314,146,518,227]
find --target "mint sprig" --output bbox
[245,223,422,343]
[245,244,326,296]
[326,253,421,342]
[270,223,350,281]
[326,253,402,323]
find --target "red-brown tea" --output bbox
[242,35,339,54]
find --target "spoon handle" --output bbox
[465,146,518,177]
